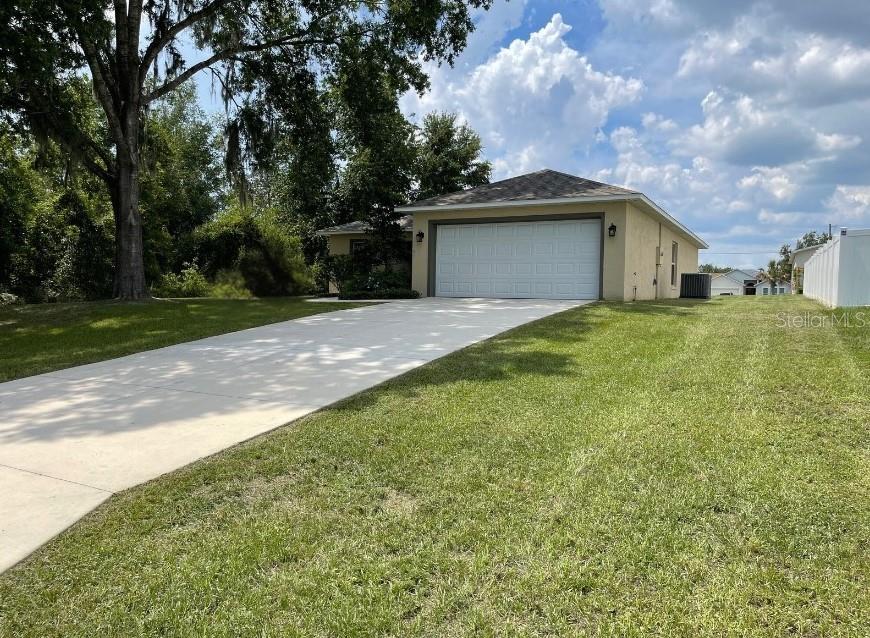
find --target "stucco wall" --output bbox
[324,233,370,256]
[410,201,629,300]
[623,202,699,300]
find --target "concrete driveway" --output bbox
[0,297,589,572]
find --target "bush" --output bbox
[152,263,211,298]
[0,292,23,305]
[193,206,312,296]
[339,268,413,296]
[210,270,254,299]
[339,288,419,300]
[8,190,113,302]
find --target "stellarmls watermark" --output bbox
[776,311,867,328]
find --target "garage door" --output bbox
[435,219,601,299]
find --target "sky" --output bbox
[396,0,870,268]
[192,0,870,268]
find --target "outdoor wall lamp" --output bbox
[608,223,617,237]
[415,231,425,243]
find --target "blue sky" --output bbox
[193,0,870,268]
[397,0,870,268]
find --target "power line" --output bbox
[701,251,781,255]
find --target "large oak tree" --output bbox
[0,0,490,298]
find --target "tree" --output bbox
[138,83,225,279]
[795,230,832,249]
[699,263,730,273]
[757,257,790,292]
[0,0,492,299]
[414,111,492,200]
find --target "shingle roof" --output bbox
[399,169,639,209]
[316,215,414,236]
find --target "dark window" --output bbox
[349,239,368,255]
[670,241,678,286]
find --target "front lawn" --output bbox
[0,296,867,636]
[0,297,366,382]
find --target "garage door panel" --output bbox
[436,219,600,300]
[536,262,554,274]
[556,262,575,274]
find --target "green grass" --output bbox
[0,297,366,382]
[1,296,867,636]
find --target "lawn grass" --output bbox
[0,296,867,636]
[0,297,366,382]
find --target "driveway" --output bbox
[0,298,589,572]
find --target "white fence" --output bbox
[803,228,870,307]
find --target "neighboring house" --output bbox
[803,228,870,307]
[318,215,414,256]
[317,216,414,293]
[788,244,822,293]
[755,280,792,296]
[319,169,707,301]
[710,269,759,296]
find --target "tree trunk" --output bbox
[110,79,149,301]
[112,158,148,299]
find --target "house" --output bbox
[803,228,870,307]
[318,215,414,258]
[788,244,822,293]
[317,216,414,293]
[319,170,707,301]
[710,269,759,296]
[755,280,792,296]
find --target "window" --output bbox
[763,288,769,295]
[670,241,678,286]
[349,239,368,255]
[779,287,785,294]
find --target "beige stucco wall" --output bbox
[624,202,699,300]
[325,202,701,301]
[324,233,369,256]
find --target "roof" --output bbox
[711,269,758,285]
[401,169,638,208]
[316,215,413,236]
[395,169,708,249]
[788,244,822,264]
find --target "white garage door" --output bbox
[435,219,601,299]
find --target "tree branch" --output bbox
[80,37,129,153]
[142,34,336,104]
[139,0,234,87]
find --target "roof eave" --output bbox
[398,193,708,249]
[316,227,414,236]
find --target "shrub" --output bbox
[339,288,419,300]
[152,263,211,298]
[0,292,23,305]
[8,190,113,302]
[339,267,413,296]
[193,206,312,296]
[210,269,254,299]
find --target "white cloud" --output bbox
[675,90,861,167]
[825,186,870,221]
[402,13,643,178]
[641,112,677,132]
[676,16,870,106]
[601,126,723,208]
[738,167,799,202]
